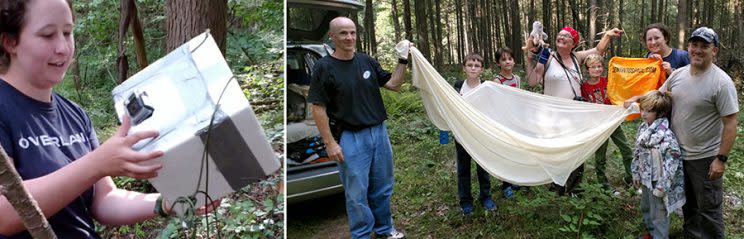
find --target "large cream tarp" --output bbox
[409,48,639,186]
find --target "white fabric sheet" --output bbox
[409,48,639,186]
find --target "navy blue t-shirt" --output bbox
[647,48,690,73]
[0,80,100,239]
[307,53,392,128]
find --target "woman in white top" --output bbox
[524,25,623,195]
[526,26,623,99]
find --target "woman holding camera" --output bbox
[525,25,623,195]
[0,0,216,238]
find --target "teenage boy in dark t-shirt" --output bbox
[307,17,410,239]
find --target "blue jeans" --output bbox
[640,183,669,239]
[455,141,492,206]
[337,123,395,239]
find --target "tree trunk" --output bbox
[364,0,376,55]
[403,0,413,39]
[414,0,431,59]
[435,0,443,65]
[428,0,439,67]
[737,0,744,53]
[529,0,535,29]
[444,7,453,64]
[117,0,132,83]
[569,0,582,35]
[706,0,714,25]
[651,0,657,23]
[693,0,700,27]
[589,0,597,48]
[391,0,401,41]
[616,0,623,56]
[677,0,688,49]
[130,0,148,70]
[558,0,565,28]
[511,0,523,64]
[165,0,227,54]
[0,146,57,239]
[543,0,551,36]
[455,0,464,60]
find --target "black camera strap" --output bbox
[553,52,582,99]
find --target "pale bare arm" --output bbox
[383,63,408,92]
[311,104,344,162]
[0,118,162,236]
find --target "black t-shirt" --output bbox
[0,80,100,239]
[307,53,392,128]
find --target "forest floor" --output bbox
[287,77,744,238]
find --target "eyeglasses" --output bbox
[465,64,482,69]
[556,33,573,40]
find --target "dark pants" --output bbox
[455,142,492,206]
[683,156,724,239]
[551,164,585,196]
[594,126,633,186]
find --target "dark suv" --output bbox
[286,0,363,204]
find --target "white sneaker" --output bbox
[377,229,405,239]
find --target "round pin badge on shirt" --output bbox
[363,70,371,80]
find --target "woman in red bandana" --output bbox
[525,26,623,195]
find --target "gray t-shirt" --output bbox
[659,64,739,160]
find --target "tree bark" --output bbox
[455,0,464,60]
[435,0,443,64]
[165,0,227,54]
[511,0,523,64]
[364,0,376,55]
[569,0,581,34]
[543,0,551,36]
[651,0,657,23]
[529,0,535,29]
[403,0,413,39]
[117,0,132,83]
[589,0,597,48]
[391,0,401,41]
[677,0,688,49]
[0,146,57,239]
[428,0,440,67]
[127,0,148,70]
[616,0,623,56]
[414,0,431,59]
[737,0,744,53]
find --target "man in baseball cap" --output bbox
[675,26,737,239]
[639,26,736,239]
[689,26,719,47]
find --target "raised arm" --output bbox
[383,63,408,92]
[575,28,624,61]
[526,48,550,86]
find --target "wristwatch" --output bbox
[398,58,409,65]
[716,154,728,163]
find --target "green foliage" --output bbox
[291,64,744,238]
[226,0,284,68]
[156,176,284,239]
[558,183,616,238]
[67,0,283,238]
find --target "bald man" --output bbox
[307,17,408,239]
